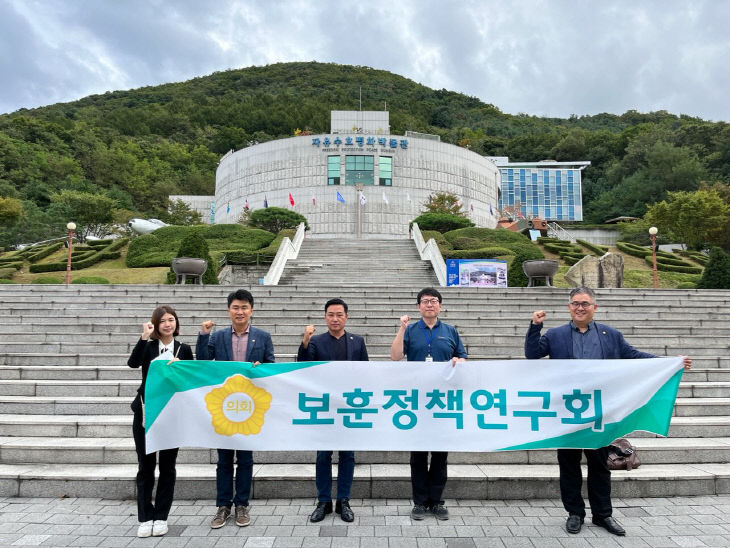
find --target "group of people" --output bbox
[127,286,691,539]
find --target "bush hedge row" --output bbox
[26,242,64,263]
[642,256,702,274]
[443,247,515,259]
[616,241,652,258]
[29,239,125,273]
[576,239,609,256]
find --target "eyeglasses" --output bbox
[419,298,440,305]
[569,301,594,309]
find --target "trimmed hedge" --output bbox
[696,247,730,289]
[71,276,110,284]
[127,225,274,268]
[576,239,609,256]
[411,213,474,233]
[32,276,63,284]
[443,247,515,259]
[616,241,652,258]
[28,239,125,273]
[87,239,114,247]
[26,242,63,263]
[645,255,692,267]
[508,247,546,287]
[0,261,23,270]
[642,257,702,274]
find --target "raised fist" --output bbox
[141,322,154,340]
[399,315,410,330]
[200,320,215,334]
[532,310,547,325]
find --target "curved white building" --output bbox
[212,111,500,238]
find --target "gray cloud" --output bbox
[1,0,728,121]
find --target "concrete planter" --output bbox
[171,257,207,285]
[522,259,559,287]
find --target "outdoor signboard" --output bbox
[446,259,508,287]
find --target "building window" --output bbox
[327,156,340,185]
[345,155,374,185]
[379,156,392,186]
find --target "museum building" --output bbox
[175,111,501,238]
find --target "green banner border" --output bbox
[498,368,683,450]
[145,360,326,430]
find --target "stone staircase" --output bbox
[1,284,729,501]
[277,238,439,286]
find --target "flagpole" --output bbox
[356,183,363,239]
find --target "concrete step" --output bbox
[1,462,728,499]
[2,436,729,465]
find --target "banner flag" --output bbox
[144,357,683,454]
[336,191,346,204]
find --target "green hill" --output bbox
[1,61,729,249]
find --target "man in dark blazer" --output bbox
[196,289,275,530]
[297,298,369,523]
[525,286,691,537]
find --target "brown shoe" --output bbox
[210,506,231,529]
[235,505,250,527]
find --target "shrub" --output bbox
[451,237,483,250]
[411,213,474,233]
[32,276,63,284]
[443,247,515,259]
[696,247,730,289]
[576,239,609,256]
[172,231,217,285]
[507,247,546,287]
[248,207,309,233]
[71,276,110,284]
[616,241,652,258]
[26,242,63,263]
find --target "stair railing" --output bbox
[263,222,306,286]
[411,222,446,286]
[547,222,575,242]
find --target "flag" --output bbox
[470,203,474,212]
[264,196,268,208]
[382,192,389,205]
[490,204,494,216]
[360,192,367,206]
[336,191,345,204]
[406,193,412,203]
[226,202,230,214]
[312,196,316,207]
[289,192,295,206]
[244,199,249,211]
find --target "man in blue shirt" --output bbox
[297,298,369,523]
[525,286,692,537]
[390,287,467,521]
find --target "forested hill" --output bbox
[1,61,729,247]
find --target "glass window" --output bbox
[345,155,374,185]
[327,155,340,185]
[379,156,392,186]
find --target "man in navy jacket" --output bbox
[297,298,369,523]
[525,286,691,537]
[197,289,275,530]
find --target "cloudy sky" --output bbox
[2,0,729,121]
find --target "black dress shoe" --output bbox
[335,498,354,522]
[566,514,584,534]
[309,501,333,522]
[592,516,626,536]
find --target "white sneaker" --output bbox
[137,520,153,538]
[152,520,168,536]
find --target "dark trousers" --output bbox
[132,406,178,522]
[410,451,448,507]
[315,450,355,502]
[557,447,612,519]
[216,449,253,508]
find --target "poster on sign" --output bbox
[446,259,508,287]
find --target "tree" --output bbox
[645,190,729,250]
[248,207,308,233]
[422,192,466,217]
[696,247,730,289]
[50,190,116,242]
[160,199,203,225]
[0,197,23,227]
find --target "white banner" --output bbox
[145,358,684,454]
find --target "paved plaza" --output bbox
[1,495,730,547]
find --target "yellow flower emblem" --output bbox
[205,375,272,436]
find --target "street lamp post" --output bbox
[649,226,658,289]
[65,222,76,286]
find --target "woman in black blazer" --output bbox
[127,305,193,538]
